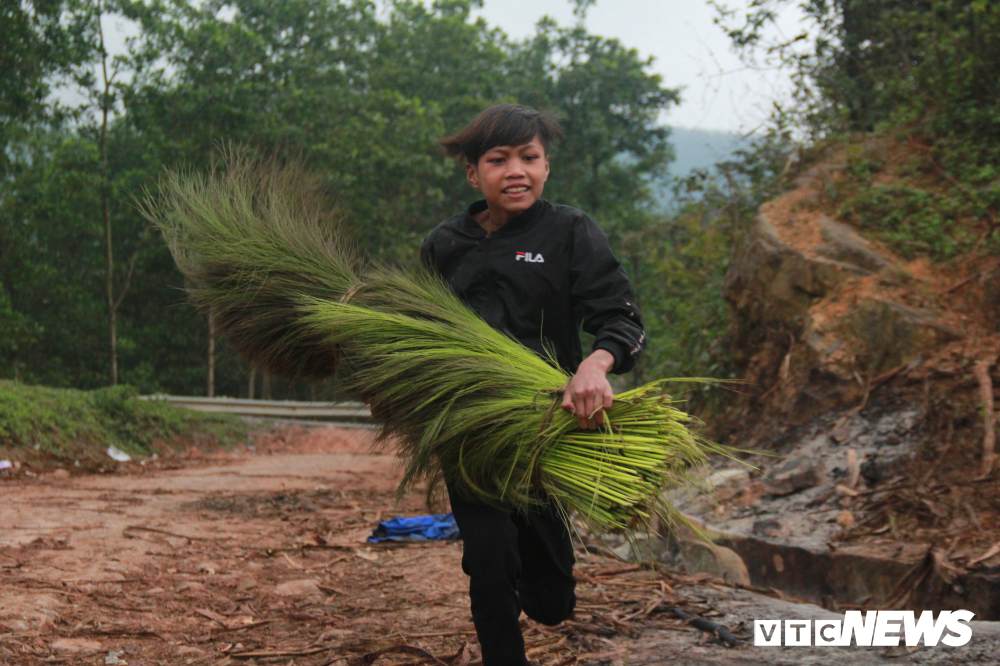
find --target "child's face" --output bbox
[466,135,550,219]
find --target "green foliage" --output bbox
[714,1,1000,141]
[508,19,678,240]
[0,0,94,141]
[632,122,797,390]
[714,0,1000,261]
[0,289,39,379]
[0,124,202,391]
[0,380,247,461]
[143,152,722,532]
[838,183,976,261]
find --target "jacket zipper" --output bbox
[484,234,502,328]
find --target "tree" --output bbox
[712,0,1000,243]
[69,2,156,386]
[0,128,119,388]
[713,1,1000,142]
[506,19,679,240]
[0,0,92,143]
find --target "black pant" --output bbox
[446,483,576,666]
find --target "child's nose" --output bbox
[506,159,527,176]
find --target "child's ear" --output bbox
[466,163,481,190]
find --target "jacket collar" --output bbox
[460,199,545,237]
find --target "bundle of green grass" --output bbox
[141,151,723,533]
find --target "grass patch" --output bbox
[827,137,993,262]
[838,183,977,261]
[0,381,247,465]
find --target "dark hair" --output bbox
[440,103,563,165]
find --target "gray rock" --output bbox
[614,533,751,586]
[752,518,784,538]
[706,468,751,501]
[764,456,824,496]
[679,541,752,586]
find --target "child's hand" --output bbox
[561,350,615,429]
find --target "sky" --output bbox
[475,0,805,133]
[96,0,806,134]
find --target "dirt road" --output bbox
[1,425,997,665]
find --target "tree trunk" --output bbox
[207,308,216,397]
[261,371,272,400]
[99,17,116,386]
[103,135,116,386]
[248,367,257,399]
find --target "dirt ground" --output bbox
[2,424,998,666]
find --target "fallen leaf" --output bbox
[968,541,1000,567]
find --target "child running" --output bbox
[421,103,646,666]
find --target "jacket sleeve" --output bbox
[419,230,436,272]
[569,215,646,375]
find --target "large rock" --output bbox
[726,215,835,329]
[764,456,823,496]
[614,532,751,587]
[724,213,872,378]
[722,204,965,429]
[707,468,752,501]
[844,299,961,374]
[679,541,752,586]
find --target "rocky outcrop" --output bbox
[688,138,1000,620]
[721,171,965,436]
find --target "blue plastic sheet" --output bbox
[367,513,461,543]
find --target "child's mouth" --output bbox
[503,186,530,196]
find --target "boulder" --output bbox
[613,534,751,586]
[679,541,752,586]
[764,456,824,496]
[707,468,752,501]
[844,299,961,374]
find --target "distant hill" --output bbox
[668,127,743,177]
[649,127,742,210]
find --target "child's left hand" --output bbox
[561,349,615,429]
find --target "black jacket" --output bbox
[420,199,645,375]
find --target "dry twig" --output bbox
[968,541,1000,567]
[973,361,997,478]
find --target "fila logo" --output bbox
[516,252,545,263]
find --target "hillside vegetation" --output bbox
[0,382,247,469]
[703,0,997,396]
